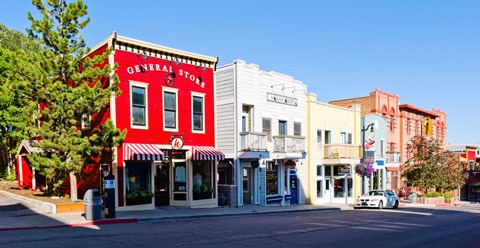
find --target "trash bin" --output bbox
[84,189,103,220]
[408,192,417,204]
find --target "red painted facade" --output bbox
[113,49,216,151]
[85,33,221,209]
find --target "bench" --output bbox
[266,195,283,204]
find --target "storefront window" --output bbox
[317,180,323,198]
[266,162,278,195]
[193,161,213,200]
[125,163,152,206]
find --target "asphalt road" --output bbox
[1,205,479,248]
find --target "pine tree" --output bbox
[0,23,39,179]
[26,0,125,200]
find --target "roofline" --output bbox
[87,32,218,64]
[399,104,441,118]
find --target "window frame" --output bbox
[278,120,287,136]
[162,87,179,132]
[316,129,323,150]
[191,92,206,133]
[262,118,272,141]
[130,81,149,129]
[294,122,301,136]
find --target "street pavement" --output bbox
[0,190,475,232]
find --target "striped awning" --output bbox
[192,146,225,161]
[123,143,165,161]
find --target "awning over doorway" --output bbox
[123,143,165,161]
[192,146,225,160]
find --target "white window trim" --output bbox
[162,86,179,132]
[130,81,149,130]
[191,92,206,134]
[316,129,323,150]
[81,113,91,130]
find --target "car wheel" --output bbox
[378,201,383,210]
[393,200,399,209]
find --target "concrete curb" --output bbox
[137,207,341,222]
[0,217,137,232]
[0,190,56,214]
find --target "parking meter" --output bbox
[104,175,116,218]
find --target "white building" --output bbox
[216,60,307,206]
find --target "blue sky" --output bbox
[1,0,479,144]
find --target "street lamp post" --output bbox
[361,122,376,195]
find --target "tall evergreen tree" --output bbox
[402,136,464,193]
[0,23,39,178]
[26,0,125,200]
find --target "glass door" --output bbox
[173,161,187,201]
[155,163,169,206]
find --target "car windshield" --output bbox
[367,191,384,196]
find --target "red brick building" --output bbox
[329,88,447,194]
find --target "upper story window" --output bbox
[262,118,272,141]
[81,113,91,130]
[294,122,301,136]
[163,87,178,131]
[324,130,331,144]
[341,132,352,144]
[389,115,395,132]
[278,120,287,136]
[406,118,411,135]
[317,130,322,150]
[130,82,148,129]
[192,93,205,132]
[242,105,253,132]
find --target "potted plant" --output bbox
[126,190,153,205]
[193,184,213,200]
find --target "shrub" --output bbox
[423,192,442,198]
[443,193,454,199]
[0,169,16,181]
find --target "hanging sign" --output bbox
[171,137,184,150]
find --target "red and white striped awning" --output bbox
[123,143,165,161]
[192,146,225,161]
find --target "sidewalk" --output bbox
[0,191,344,231]
[0,190,475,232]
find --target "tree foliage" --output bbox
[25,0,125,198]
[0,23,40,177]
[402,136,464,193]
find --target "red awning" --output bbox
[192,146,225,161]
[123,143,165,161]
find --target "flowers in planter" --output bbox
[354,163,375,177]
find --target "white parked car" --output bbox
[354,190,399,209]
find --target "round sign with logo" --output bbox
[171,137,184,150]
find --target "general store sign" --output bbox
[267,93,298,106]
[126,63,206,88]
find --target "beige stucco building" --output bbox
[306,93,362,204]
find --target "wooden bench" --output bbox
[266,195,283,204]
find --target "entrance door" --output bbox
[155,164,169,206]
[243,168,252,204]
[325,178,331,202]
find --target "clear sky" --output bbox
[1,0,479,144]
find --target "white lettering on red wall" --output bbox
[126,63,206,88]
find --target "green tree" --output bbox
[0,23,40,179]
[402,136,464,193]
[26,0,125,200]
